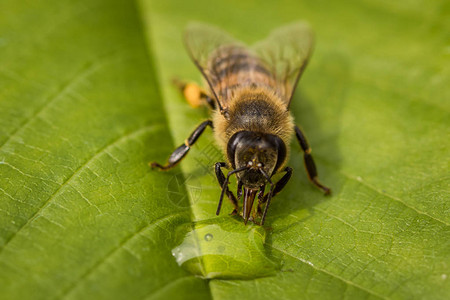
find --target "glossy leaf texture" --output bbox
[1,0,449,299]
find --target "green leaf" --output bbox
[172,218,279,279]
[1,0,449,299]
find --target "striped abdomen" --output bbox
[207,46,276,103]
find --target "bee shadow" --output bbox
[268,49,351,224]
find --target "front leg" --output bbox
[258,167,293,213]
[214,162,239,215]
[295,126,331,195]
[151,120,213,170]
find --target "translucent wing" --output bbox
[184,22,245,114]
[184,22,313,112]
[252,22,314,107]
[185,23,277,115]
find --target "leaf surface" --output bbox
[0,0,449,299]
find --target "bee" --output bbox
[151,22,330,225]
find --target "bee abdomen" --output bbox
[208,46,276,100]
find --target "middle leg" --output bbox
[295,126,331,195]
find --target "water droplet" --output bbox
[171,217,279,279]
[204,233,213,241]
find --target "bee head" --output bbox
[227,131,286,189]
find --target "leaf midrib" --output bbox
[136,1,449,299]
[139,13,388,300]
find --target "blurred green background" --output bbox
[0,0,448,299]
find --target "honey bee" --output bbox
[151,22,330,225]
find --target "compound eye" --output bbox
[256,162,263,168]
[247,161,253,167]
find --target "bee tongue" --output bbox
[243,188,257,224]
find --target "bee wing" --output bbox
[252,22,314,108]
[184,22,246,113]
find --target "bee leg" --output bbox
[259,167,293,210]
[215,162,239,215]
[150,120,213,170]
[173,79,216,110]
[294,126,331,195]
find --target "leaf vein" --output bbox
[143,276,200,300]
[0,60,104,150]
[59,211,188,299]
[340,171,450,226]
[0,125,159,255]
[269,244,386,299]
[314,206,395,239]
